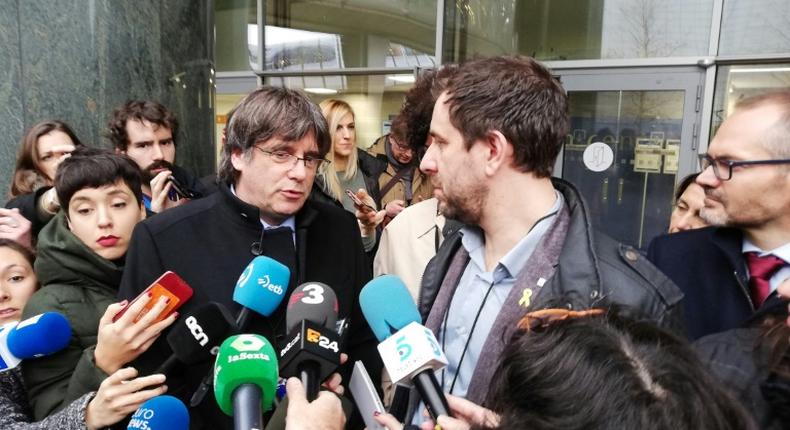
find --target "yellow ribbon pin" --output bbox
[518,288,533,308]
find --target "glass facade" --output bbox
[216,0,257,72]
[564,90,684,247]
[264,0,437,70]
[214,0,790,248]
[711,64,790,135]
[719,0,790,55]
[442,0,713,62]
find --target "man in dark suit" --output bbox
[648,90,790,340]
[118,87,377,429]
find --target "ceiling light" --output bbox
[730,67,790,74]
[304,88,338,94]
[387,75,416,84]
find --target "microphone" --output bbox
[214,334,279,430]
[0,312,72,370]
[127,395,189,430]
[359,275,451,422]
[232,256,290,330]
[156,302,238,374]
[190,257,289,407]
[278,282,341,401]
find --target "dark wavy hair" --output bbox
[218,86,330,183]
[481,312,755,430]
[390,65,459,157]
[105,100,178,150]
[440,56,568,177]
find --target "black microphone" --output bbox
[278,282,341,401]
[156,302,237,375]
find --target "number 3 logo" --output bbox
[301,284,325,304]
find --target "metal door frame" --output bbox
[553,67,705,184]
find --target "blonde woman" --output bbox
[313,99,386,252]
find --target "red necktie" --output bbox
[744,252,786,307]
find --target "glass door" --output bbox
[556,68,703,249]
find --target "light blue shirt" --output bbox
[742,239,790,292]
[436,191,563,398]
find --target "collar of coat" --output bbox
[217,180,319,232]
[418,178,602,318]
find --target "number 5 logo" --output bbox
[395,335,412,362]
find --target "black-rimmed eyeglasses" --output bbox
[698,153,790,181]
[254,147,328,170]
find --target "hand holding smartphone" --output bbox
[168,176,201,200]
[350,361,386,430]
[113,271,193,324]
[345,189,376,213]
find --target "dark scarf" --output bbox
[424,203,571,403]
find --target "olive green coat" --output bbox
[22,211,120,419]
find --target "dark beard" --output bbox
[142,160,175,182]
[440,183,486,225]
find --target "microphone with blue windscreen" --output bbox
[359,275,422,341]
[127,395,189,430]
[359,275,451,422]
[233,256,290,330]
[0,312,72,370]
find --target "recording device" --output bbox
[349,361,386,430]
[214,334,279,430]
[190,257,289,408]
[233,256,290,330]
[127,395,189,430]
[156,302,238,375]
[0,312,72,371]
[278,282,341,401]
[113,271,193,323]
[167,175,201,200]
[359,275,451,422]
[345,189,376,212]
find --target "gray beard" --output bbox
[699,207,729,227]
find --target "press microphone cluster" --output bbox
[127,395,189,430]
[359,275,451,421]
[0,312,72,370]
[190,256,290,407]
[278,282,342,401]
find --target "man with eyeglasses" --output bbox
[368,119,434,224]
[118,87,378,429]
[648,90,790,340]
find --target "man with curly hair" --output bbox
[106,100,211,213]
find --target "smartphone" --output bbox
[168,176,201,200]
[350,361,386,430]
[113,271,193,323]
[345,189,376,212]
